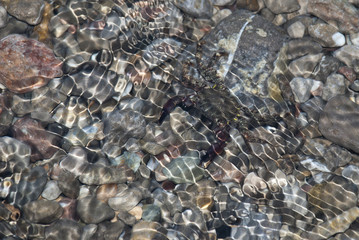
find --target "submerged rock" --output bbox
[0,34,62,93]
[2,0,45,25]
[319,95,359,153]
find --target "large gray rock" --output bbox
[23,199,63,224]
[76,196,115,224]
[319,96,359,153]
[2,0,45,25]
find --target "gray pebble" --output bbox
[334,45,359,67]
[108,188,142,211]
[286,38,322,60]
[77,196,115,224]
[350,80,359,92]
[45,219,82,240]
[322,73,346,101]
[287,21,305,38]
[0,6,8,29]
[174,0,213,18]
[288,53,323,78]
[142,204,161,222]
[3,0,44,25]
[308,23,345,47]
[41,180,62,201]
[263,0,300,14]
[290,77,322,103]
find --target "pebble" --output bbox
[308,23,345,47]
[0,6,7,28]
[2,0,45,25]
[41,180,61,201]
[319,95,359,153]
[23,199,63,224]
[307,0,359,33]
[350,80,359,91]
[212,0,236,6]
[313,56,341,82]
[334,45,359,68]
[76,196,115,224]
[321,73,346,101]
[263,0,300,14]
[0,136,30,174]
[260,8,275,22]
[287,21,305,38]
[142,204,161,222]
[0,34,62,93]
[290,77,323,103]
[108,188,142,211]
[300,96,325,122]
[90,221,125,240]
[45,219,82,240]
[57,170,80,199]
[350,32,359,45]
[174,0,213,18]
[286,38,322,60]
[288,53,323,78]
[338,66,357,82]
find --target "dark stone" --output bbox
[45,219,82,240]
[2,0,45,25]
[90,221,125,240]
[57,170,80,199]
[23,199,63,224]
[286,38,322,60]
[319,95,359,153]
[174,0,213,18]
[76,196,115,224]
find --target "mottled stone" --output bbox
[263,0,300,14]
[0,34,62,93]
[57,170,80,199]
[350,80,359,92]
[350,32,359,45]
[212,0,235,6]
[307,0,359,33]
[142,204,161,222]
[319,95,359,153]
[260,8,275,22]
[174,0,213,18]
[0,137,30,175]
[313,56,341,82]
[290,77,323,103]
[0,93,13,136]
[11,117,60,161]
[41,180,61,201]
[212,9,232,24]
[79,164,129,185]
[131,221,168,240]
[308,23,345,47]
[1,0,45,25]
[23,199,63,224]
[300,96,325,122]
[89,221,125,240]
[45,219,82,240]
[334,45,359,68]
[288,53,323,78]
[322,73,346,101]
[338,66,357,82]
[286,38,322,60]
[287,21,305,38]
[77,196,115,224]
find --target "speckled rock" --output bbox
[287,21,305,38]
[0,34,62,93]
[322,73,346,101]
[334,45,359,68]
[308,23,345,47]
[307,0,359,33]
[290,77,323,103]
[174,0,213,18]
[77,196,115,224]
[313,56,341,82]
[319,95,359,153]
[23,199,63,224]
[263,0,300,14]
[1,0,45,25]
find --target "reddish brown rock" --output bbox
[338,66,357,82]
[0,34,62,93]
[307,0,359,33]
[11,117,61,161]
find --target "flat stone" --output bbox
[0,34,62,93]
[338,66,357,82]
[212,0,235,6]
[286,38,322,60]
[308,0,359,33]
[0,6,7,28]
[287,21,305,38]
[236,0,260,11]
[290,77,323,103]
[319,95,359,153]
[288,53,323,78]
[263,0,300,14]
[45,219,82,240]
[23,199,63,224]
[350,32,359,45]
[334,45,359,68]
[41,180,61,201]
[1,0,45,25]
[313,56,341,82]
[76,196,115,224]
[308,23,345,47]
[108,188,142,211]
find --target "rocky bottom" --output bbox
[1,0,359,239]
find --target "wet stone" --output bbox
[322,73,346,101]
[308,23,345,47]
[286,38,322,60]
[287,21,305,38]
[90,221,124,240]
[0,137,30,175]
[0,6,7,29]
[350,32,359,45]
[76,196,115,224]
[57,170,80,199]
[236,0,260,11]
[23,199,63,224]
[288,53,323,78]
[350,80,359,92]
[212,0,236,6]
[338,66,357,82]
[313,56,341,82]
[300,96,325,122]
[319,95,359,153]
[142,204,161,222]
[108,188,142,211]
[263,0,300,14]
[334,45,359,68]
[1,0,44,25]
[45,219,82,240]
[41,180,61,201]
[0,34,62,93]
